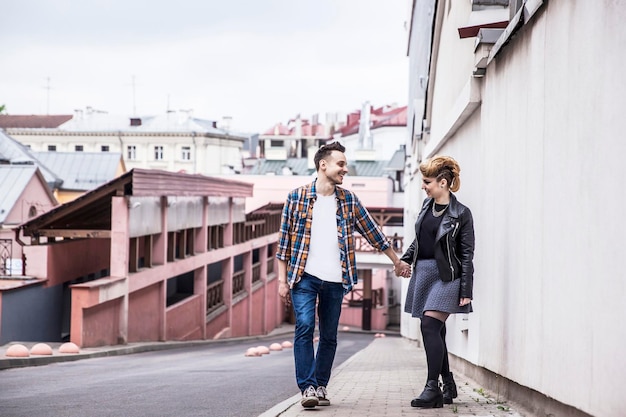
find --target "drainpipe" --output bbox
[14,227,27,276]
[117,131,124,161]
[14,227,26,247]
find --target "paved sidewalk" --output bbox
[261,336,534,417]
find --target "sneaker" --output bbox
[301,386,319,408]
[316,386,330,406]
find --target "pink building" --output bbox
[6,169,285,347]
[231,174,405,332]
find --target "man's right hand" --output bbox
[394,261,412,278]
[278,281,291,306]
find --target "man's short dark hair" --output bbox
[314,142,346,171]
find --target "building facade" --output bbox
[2,169,284,346]
[1,110,247,176]
[406,1,624,417]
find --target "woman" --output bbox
[399,155,475,408]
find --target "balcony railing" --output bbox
[266,257,274,275]
[206,280,224,314]
[252,262,261,283]
[354,235,404,253]
[0,239,14,276]
[232,270,245,296]
[343,288,384,308]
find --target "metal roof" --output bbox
[385,147,406,171]
[249,158,389,177]
[249,158,315,176]
[0,130,63,188]
[32,151,124,192]
[0,165,39,224]
[350,160,388,177]
[0,129,34,163]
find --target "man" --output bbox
[276,142,408,409]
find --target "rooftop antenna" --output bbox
[131,75,137,116]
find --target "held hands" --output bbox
[394,260,412,278]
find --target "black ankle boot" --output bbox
[442,373,458,404]
[410,380,443,408]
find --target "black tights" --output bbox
[420,315,452,381]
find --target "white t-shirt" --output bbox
[304,194,343,283]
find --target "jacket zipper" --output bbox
[451,221,460,238]
[446,234,455,281]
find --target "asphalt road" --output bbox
[0,332,375,417]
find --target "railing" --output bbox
[343,288,384,308]
[207,225,225,251]
[206,280,224,314]
[232,269,245,296]
[252,262,261,283]
[266,257,274,275]
[0,239,13,276]
[354,235,404,253]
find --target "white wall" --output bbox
[406,1,626,416]
[10,132,243,176]
[341,126,406,161]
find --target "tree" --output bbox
[0,104,6,114]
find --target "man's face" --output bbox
[320,150,349,184]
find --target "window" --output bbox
[101,145,110,152]
[270,140,284,147]
[48,145,57,151]
[75,145,84,152]
[127,145,137,160]
[166,272,194,306]
[28,206,37,218]
[181,146,191,161]
[154,146,164,160]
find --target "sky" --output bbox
[0,0,410,133]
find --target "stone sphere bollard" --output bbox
[30,343,53,355]
[245,347,261,357]
[256,345,270,355]
[269,343,283,351]
[6,344,29,358]
[281,341,293,348]
[58,342,80,354]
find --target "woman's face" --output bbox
[422,176,447,199]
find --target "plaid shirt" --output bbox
[276,180,390,293]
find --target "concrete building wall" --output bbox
[406,1,626,416]
[128,284,162,342]
[341,126,406,162]
[11,132,243,176]
[0,283,62,344]
[44,239,111,287]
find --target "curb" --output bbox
[0,326,297,371]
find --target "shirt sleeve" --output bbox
[353,195,391,252]
[275,193,292,261]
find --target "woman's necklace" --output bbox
[432,202,449,218]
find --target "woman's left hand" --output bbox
[459,297,471,307]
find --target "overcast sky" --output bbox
[0,0,409,133]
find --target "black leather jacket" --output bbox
[400,193,475,299]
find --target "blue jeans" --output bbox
[291,272,344,392]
